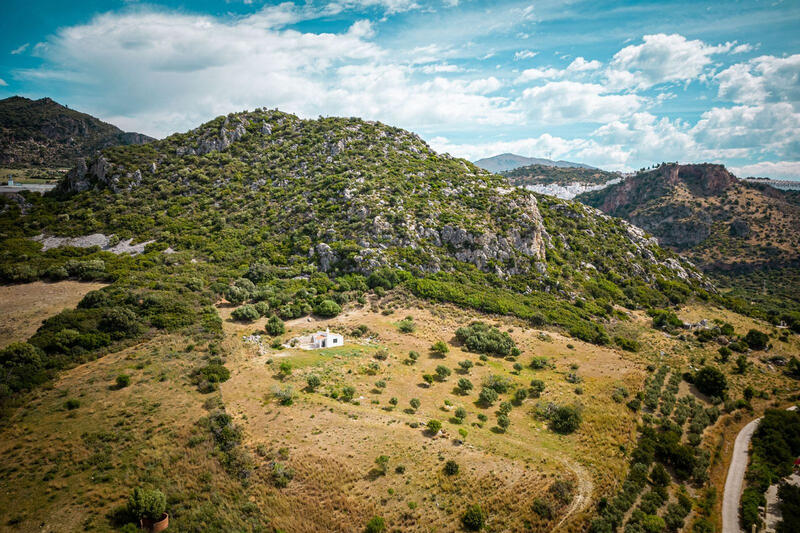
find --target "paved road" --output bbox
[0,184,56,193]
[722,417,761,533]
[722,406,797,533]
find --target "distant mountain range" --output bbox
[473,153,596,173]
[0,96,153,168]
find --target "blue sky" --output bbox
[1,1,799,178]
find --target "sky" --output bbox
[1,1,799,178]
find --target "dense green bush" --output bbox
[693,366,727,398]
[314,299,341,317]
[549,404,582,434]
[455,322,516,357]
[648,309,683,332]
[744,329,769,350]
[364,516,386,533]
[444,459,459,475]
[127,487,166,520]
[231,304,259,322]
[265,315,285,336]
[430,340,449,356]
[461,504,486,531]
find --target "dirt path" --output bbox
[722,406,797,533]
[499,432,593,530]
[553,457,593,531]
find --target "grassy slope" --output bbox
[0,280,107,348]
[2,282,797,532]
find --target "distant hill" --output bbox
[503,164,621,199]
[0,96,153,168]
[578,163,800,272]
[473,153,595,173]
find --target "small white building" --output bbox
[294,328,344,350]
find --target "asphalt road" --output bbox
[722,406,797,533]
[722,417,761,533]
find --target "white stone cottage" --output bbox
[293,328,344,350]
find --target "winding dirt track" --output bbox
[553,457,593,531]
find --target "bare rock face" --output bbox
[314,243,339,272]
[177,116,250,156]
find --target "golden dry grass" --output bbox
[0,281,107,348]
[0,287,796,532]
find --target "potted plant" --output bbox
[128,487,168,532]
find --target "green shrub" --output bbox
[694,366,727,398]
[478,387,498,406]
[231,304,259,322]
[426,419,442,434]
[444,459,459,475]
[435,365,452,381]
[529,379,546,397]
[271,462,295,487]
[530,356,549,369]
[549,405,582,434]
[531,498,553,519]
[265,315,285,336]
[614,336,640,352]
[314,300,341,317]
[115,374,131,388]
[461,504,486,531]
[306,374,321,391]
[430,340,449,356]
[127,488,166,520]
[398,319,415,333]
[364,516,386,533]
[455,322,516,356]
[64,398,80,410]
[744,329,769,350]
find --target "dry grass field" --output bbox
[0,284,797,532]
[0,281,107,348]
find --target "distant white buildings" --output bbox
[293,328,344,350]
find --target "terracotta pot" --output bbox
[139,513,169,532]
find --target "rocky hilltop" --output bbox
[503,163,622,199]
[0,96,153,167]
[578,163,800,271]
[2,109,708,345]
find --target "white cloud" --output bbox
[21,8,519,137]
[420,63,462,74]
[10,43,29,55]
[519,81,643,124]
[731,43,754,54]
[516,67,561,83]
[514,50,537,61]
[715,54,800,107]
[691,103,800,158]
[339,0,421,15]
[607,33,730,89]
[566,57,601,72]
[730,161,800,180]
[429,133,592,161]
[0,78,7,86]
